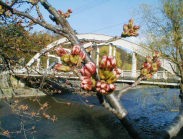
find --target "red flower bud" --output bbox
[143,62,152,69]
[55,47,68,56]
[156,59,161,67]
[100,56,116,70]
[100,89,106,94]
[80,67,92,77]
[113,68,122,78]
[109,84,115,90]
[57,10,63,15]
[85,62,96,75]
[54,64,71,72]
[80,76,93,91]
[101,82,107,89]
[133,25,140,30]
[68,9,72,13]
[146,74,153,79]
[146,56,152,63]
[106,84,110,92]
[72,45,81,55]
[79,51,86,60]
[96,81,101,87]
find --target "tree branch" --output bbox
[117,77,144,99]
[0,1,65,36]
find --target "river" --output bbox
[0,86,182,139]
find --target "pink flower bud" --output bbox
[79,51,86,60]
[80,67,92,77]
[100,56,107,68]
[96,81,101,87]
[143,62,152,69]
[100,56,117,70]
[106,84,110,92]
[55,47,68,56]
[57,10,63,15]
[113,68,122,78]
[68,9,72,13]
[146,74,153,79]
[54,64,71,72]
[80,76,93,91]
[133,25,140,30]
[100,89,106,94]
[96,87,100,92]
[72,45,81,55]
[85,62,96,75]
[109,84,115,90]
[156,59,161,67]
[101,82,107,89]
[146,56,152,63]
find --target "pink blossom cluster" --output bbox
[100,56,116,70]
[57,9,72,18]
[55,45,86,65]
[121,18,140,37]
[96,81,115,95]
[98,56,122,95]
[80,62,96,91]
[141,51,161,79]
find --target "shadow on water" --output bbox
[0,96,131,139]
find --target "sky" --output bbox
[34,0,160,43]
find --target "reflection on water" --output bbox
[0,95,131,139]
[0,86,182,139]
[121,86,181,138]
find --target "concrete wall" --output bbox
[0,73,45,98]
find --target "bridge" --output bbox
[1,34,180,87]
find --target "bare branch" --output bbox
[0,1,65,36]
[35,4,45,22]
[117,77,143,99]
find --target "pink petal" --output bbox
[109,84,115,90]
[72,45,81,55]
[85,62,96,75]
[96,81,101,87]
[55,47,68,56]
[101,82,107,89]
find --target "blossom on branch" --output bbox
[140,51,161,79]
[96,81,115,95]
[100,56,116,70]
[55,47,68,56]
[80,76,95,91]
[57,8,72,18]
[121,18,140,37]
[54,63,71,72]
[80,62,96,77]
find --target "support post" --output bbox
[96,46,100,73]
[47,57,50,69]
[113,45,116,57]
[36,58,41,71]
[109,44,112,56]
[132,52,137,78]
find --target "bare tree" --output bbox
[139,0,183,138]
[139,0,183,94]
